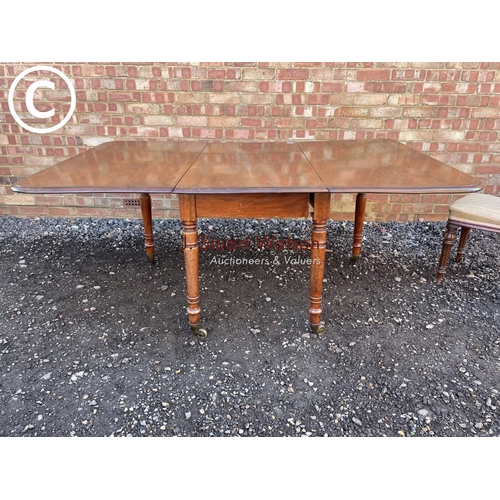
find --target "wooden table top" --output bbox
[298,140,481,193]
[12,140,207,194]
[12,139,482,195]
[173,141,328,194]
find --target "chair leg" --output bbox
[436,221,459,283]
[456,226,471,263]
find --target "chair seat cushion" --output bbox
[450,193,500,227]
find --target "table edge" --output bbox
[325,184,482,194]
[172,186,330,194]
[11,184,175,194]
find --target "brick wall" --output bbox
[1,62,499,222]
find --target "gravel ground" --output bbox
[0,215,499,438]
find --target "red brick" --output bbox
[321,82,342,93]
[391,69,426,80]
[426,70,461,81]
[225,81,258,92]
[277,69,309,80]
[372,83,407,93]
[274,117,305,128]
[208,116,239,128]
[422,95,451,105]
[340,107,369,117]
[208,69,226,79]
[109,92,141,101]
[346,82,368,93]
[296,63,323,68]
[306,118,327,128]
[241,118,262,127]
[307,94,330,105]
[327,118,351,128]
[350,118,383,129]
[478,131,498,141]
[177,116,208,127]
[2,61,500,222]
[271,106,289,117]
[357,70,391,81]
[475,166,500,174]
[471,108,500,118]
[242,68,275,80]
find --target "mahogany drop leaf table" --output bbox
[13,140,481,337]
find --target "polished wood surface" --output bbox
[436,221,460,283]
[309,192,331,334]
[13,139,480,195]
[298,140,481,193]
[297,139,481,261]
[179,191,330,336]
[456,226,472,262]
[174,141,328,193]
[178,194,204,336]
[195,193,310,219]
[140,193,155,263]
[352,193,367,262]
[11,138,483,336]
[12,140,207,194]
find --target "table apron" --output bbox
[192,192,312,219]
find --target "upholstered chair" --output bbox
[436,193,500,283]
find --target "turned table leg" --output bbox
[309,192,330,334]
[178,194,206,338]
[351,193,367,262]
[140,193,155,264]
[436,221,459,283]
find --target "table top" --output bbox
[298,140,481,194]
[173,141,327,194]
[12,140,207,194]
[12,139,482,195]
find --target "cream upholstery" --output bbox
[449,193,500,227]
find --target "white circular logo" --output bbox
[8,65,76,134]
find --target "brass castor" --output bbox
[350,255,360,264]
[147,254,155,265]
[190,325,207,338]
[310,322,326,335]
